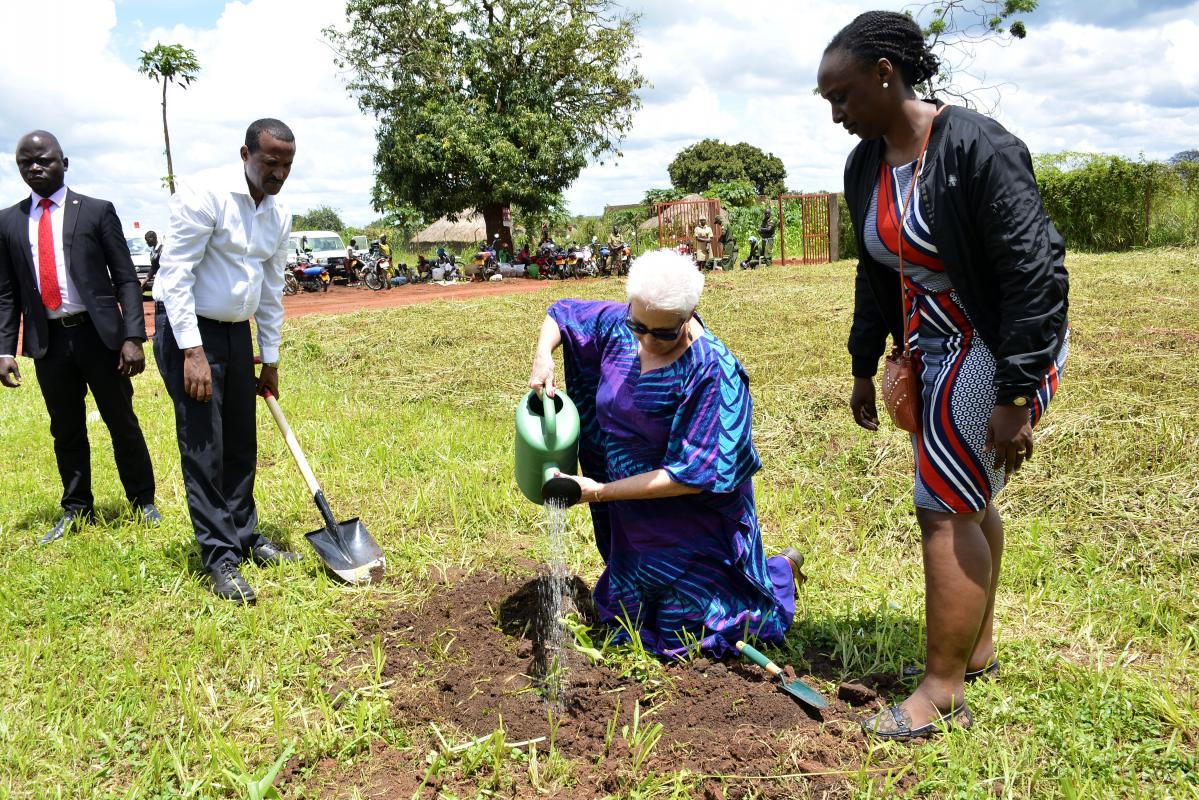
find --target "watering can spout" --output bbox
[541,463,582,507]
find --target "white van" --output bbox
[289,230,346,267]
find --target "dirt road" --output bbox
[143,278,551,336]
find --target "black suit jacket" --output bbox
[0,189,145,358]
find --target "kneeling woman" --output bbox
[527,250,801,659]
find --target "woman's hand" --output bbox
[985,404,1033,476]
[850,377,879,431]
[529,352,556,397]
[555,472,605,503]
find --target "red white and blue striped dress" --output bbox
[866,160,1068,513]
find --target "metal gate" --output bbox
[656,198,724,257]
[778,193,837,265]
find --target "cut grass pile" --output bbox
[0,248,1196,798]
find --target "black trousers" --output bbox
[154,311,263,570]
[33,314,155,513]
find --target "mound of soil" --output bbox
[297,570,887,799]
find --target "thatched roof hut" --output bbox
[410,211,488,245]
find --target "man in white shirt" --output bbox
[153,118,300,604]
[0,130,159,544]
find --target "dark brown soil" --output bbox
[292,570,897,799]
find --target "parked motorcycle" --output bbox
[361,255,392,290]
[284,256,330,294]
[471,245,500,281]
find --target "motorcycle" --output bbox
[570,244,598,278]
[598,245,612,276]
[284,255,330,294]
[471,246,500,281]
[361,255,392,290]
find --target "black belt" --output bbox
[154,303,241,327]
[49,312,88,328]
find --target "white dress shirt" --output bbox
[28,185,86,318]
[154,166,290,363]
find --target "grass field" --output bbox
[1,249,1197,799]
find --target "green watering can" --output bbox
[515,389,581,506]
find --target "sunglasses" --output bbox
[624,305,687,341]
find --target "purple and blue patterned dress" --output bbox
[548,299,795,659]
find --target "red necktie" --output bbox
[38,198,62,311]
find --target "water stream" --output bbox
[538,498,571,706]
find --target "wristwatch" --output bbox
[261,361,279,369]
[1008,396,1029,407]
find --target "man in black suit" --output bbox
[0,130,159,543]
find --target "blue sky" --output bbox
[0,0,1196,228]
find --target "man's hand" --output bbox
[183,347,212,403]
[985,403,1034,476]
[257,364,280,400]
[0,356,21,388]
[850,377,879,431]
[118,339,146,377]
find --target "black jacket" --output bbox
[0,190,145,358]
[844,102,1069,405]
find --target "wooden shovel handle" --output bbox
[261,390,322,498]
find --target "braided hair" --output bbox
[826,11,940,89]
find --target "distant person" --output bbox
[718,219,736,269]
[153,118,302,604]
[693,217,713,270]
[605,224,623,272]
[377,234,393,290]
[0,130,159,544]
[144,230,163,286]
[819,10,1069,740]
[758,209,775,266]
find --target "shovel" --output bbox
[735,640,828,710]
[260,389,386,584]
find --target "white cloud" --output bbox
[1,0,1196,226]
[0,0,374,230]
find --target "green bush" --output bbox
[1034,153,1199,251]
[837,193,856,261]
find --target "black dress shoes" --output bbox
[39,510,93,546]
[210,561,256,604]
[250,539,303,566]
[138,503,163,526]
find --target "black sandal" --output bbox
[861,701,973,741]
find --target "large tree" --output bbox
[326,0,644,243]
[667,139,786,197]
[138,43,200,194]
[293,205,346,232]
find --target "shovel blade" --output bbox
[305,517,386,585]
[779,676,829,709]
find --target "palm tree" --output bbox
[138,43,201,194]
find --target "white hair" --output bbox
[625,249,704,315]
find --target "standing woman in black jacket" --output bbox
[817,11,1070,740]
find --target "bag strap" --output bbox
[896,106,944,358]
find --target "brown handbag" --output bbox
[881,110,941,434]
